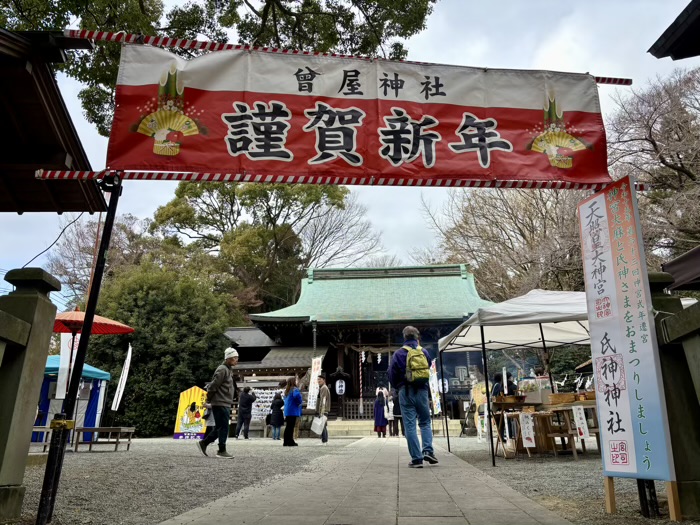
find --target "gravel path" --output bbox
[21,437,358,525]
[436,437,699,525]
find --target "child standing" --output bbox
[270,392,284,440]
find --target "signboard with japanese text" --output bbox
[429,359,442,415]
[306,356,324,410]
[578,176,674,481]
[108,45,612,187]
[572,405,590,440]
[519,413,536,448]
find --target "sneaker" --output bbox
[408,462,424,468]
[423,453,439,465]
[195,441,208,457]
[216,451,234,459]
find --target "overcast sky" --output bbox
[2,0,700,307]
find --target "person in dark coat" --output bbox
[197,348,238,459]
[374,391,388,438]
[391,389,404,437]
[269,392,285,440]
[235,387,256,439]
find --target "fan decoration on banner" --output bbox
[133,63,205,157]
[34,29,635,190]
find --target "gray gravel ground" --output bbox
[21,437,358,525]
[436,437,699,525]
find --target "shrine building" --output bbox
[227,264,492,419]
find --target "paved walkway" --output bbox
[159,437,570,525]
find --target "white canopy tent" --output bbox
[436,289,591,462]
[439,289,590,352]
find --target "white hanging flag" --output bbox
[111,344,132,411]
[56,333,80,399]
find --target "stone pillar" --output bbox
[649,272,700,520]
[0,269,60,524]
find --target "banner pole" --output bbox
[36,174,123,525]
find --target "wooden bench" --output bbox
[73,427,135,452]
[32,426,52,453]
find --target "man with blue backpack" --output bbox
[388,326,438,468]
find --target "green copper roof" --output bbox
[249,264,492,324]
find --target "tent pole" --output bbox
[538,323,556,393]
[481,325,496,467]
[439,349,450,452]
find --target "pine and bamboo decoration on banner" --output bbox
[134,63,201,156]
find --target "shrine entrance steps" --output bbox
[327,419,461,437]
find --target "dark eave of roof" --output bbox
[0,29,106,213]
[662,245,700,290]
[648,0,700,60]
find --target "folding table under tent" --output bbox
[437,289,591,464]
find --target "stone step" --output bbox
[327,420,461,437]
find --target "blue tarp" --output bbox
[45,355,111,381]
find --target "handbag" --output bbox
[311,415,327,435]
[383,405,390,420]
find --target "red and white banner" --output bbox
[108,45,611,186]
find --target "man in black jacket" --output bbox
[196,348,238,458]
[235,387,257,439]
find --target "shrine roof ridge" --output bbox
[250,263,492,325]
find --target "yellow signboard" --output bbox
[174,386,207,439]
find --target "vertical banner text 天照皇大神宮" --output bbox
[578,176,675,481]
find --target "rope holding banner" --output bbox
[34,169,648,191]
[62,29,632,85]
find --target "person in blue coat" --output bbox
[283,377,303,447]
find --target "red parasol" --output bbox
[53,307,134,396]
[53,307,134,335]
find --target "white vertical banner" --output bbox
[428,359,441,415]
[572,406,590,439]
[95,380,107,428]
[519,412,536,448]
[579,176,674,480]
[56,333,80,400]
[111,344,132,411]
[306,355,323,410]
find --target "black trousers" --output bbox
[283,416,298,445]
[235,414,251,438]
[201,406,230,450]
[396,416,405,436]
[389,419,399,436]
